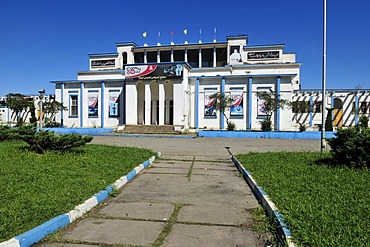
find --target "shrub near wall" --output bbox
[328,127,370,168]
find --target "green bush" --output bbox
[325,109,333,131]
[260,119,272,131]
[327,127,370,168]
[22,130,93,154]
[0,125,36,141]
[227,121,236,131]
[358,115,369,129]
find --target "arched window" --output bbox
[122,52,127,67]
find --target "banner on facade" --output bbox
[230,92,243,116]
[204,93,216,116]
[109,91,120,117]
[125,63,183,80]
[257,97,268,116]
[88,93,99,117]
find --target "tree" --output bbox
[5,93,29,126]
[43,100,67,126]
[209,92,235,130]
[256,89,290,131]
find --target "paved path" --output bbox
[39,137,319,246]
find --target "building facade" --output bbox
[51,34,305,131]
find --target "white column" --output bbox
[184,48,188,62]
[145,82,151,125]
[144,50,147,63]
[213,46,216,67]
[198,47,202,68]
[159,81,165,125]
[157,50,160,63]
[171,49,174,62]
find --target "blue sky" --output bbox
[0,0,369,95]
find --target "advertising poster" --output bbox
[230,92,243,116]
[88,93,99,117]
[109,91,120,117]
[204,93,216,116]
[125,63,183,80]
[257,97,268,116]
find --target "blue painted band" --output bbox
[80,82,84,127]
[248,77,253,130]
[94,190,109,203]
[195,78,199,129]
[143,160,151,168]
[15,213,70,247]
[126,170,137,182]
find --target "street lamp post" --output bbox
[321,0,327,153]
[38,89,45,130]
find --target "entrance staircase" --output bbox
[118,125,181,134]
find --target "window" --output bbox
[70,95,78,116]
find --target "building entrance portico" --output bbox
[136,80,173,125]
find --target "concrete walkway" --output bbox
[38,137,319,246]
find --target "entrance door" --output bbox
[333,98,343,127]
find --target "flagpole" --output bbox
[321,0,327,153]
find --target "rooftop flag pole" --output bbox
[321,0,327,153]
[157,31,161,46]
[143,32,147,46]
[170,31,174,45]
[213,27,217,43]
[199,28,202,44]
[184,28,188,44]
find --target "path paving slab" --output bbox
[177,205,253,226]
[41,244,98,247]
[162,224,264,247]
[191,168,236,176]
[63,218,164,246]
[145,167,189,174]
[98,202,174,221]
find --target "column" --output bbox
[122,81,126,124]
[144,50,147,63]
[157,50,160,63]
[355,91,359,125]
[195,78,199,129]
[213,46,216,67]
[184,48,188,63]
[171,49,174,62]
[198,47,202,68]
[101,81,105,128]
[248,77,253,130]
[276,76,281,131]
[145,82,151,125]
[159,81,165,125]
[221,77,225,129]
[80,82,84,127]
[309,95,313,127]
[61,83,64,126]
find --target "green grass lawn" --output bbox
[236,152,370,247]
[0,141,155,242]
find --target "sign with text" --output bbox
[91,59,115,67]
[125,64,183,80]
[248,51,279,60]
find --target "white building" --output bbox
[51,34,304,131]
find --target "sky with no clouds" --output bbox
[0,0,369,95]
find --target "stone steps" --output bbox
[119,125,180,134]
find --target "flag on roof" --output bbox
[142,32,147,38]
[184,29,187,35]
